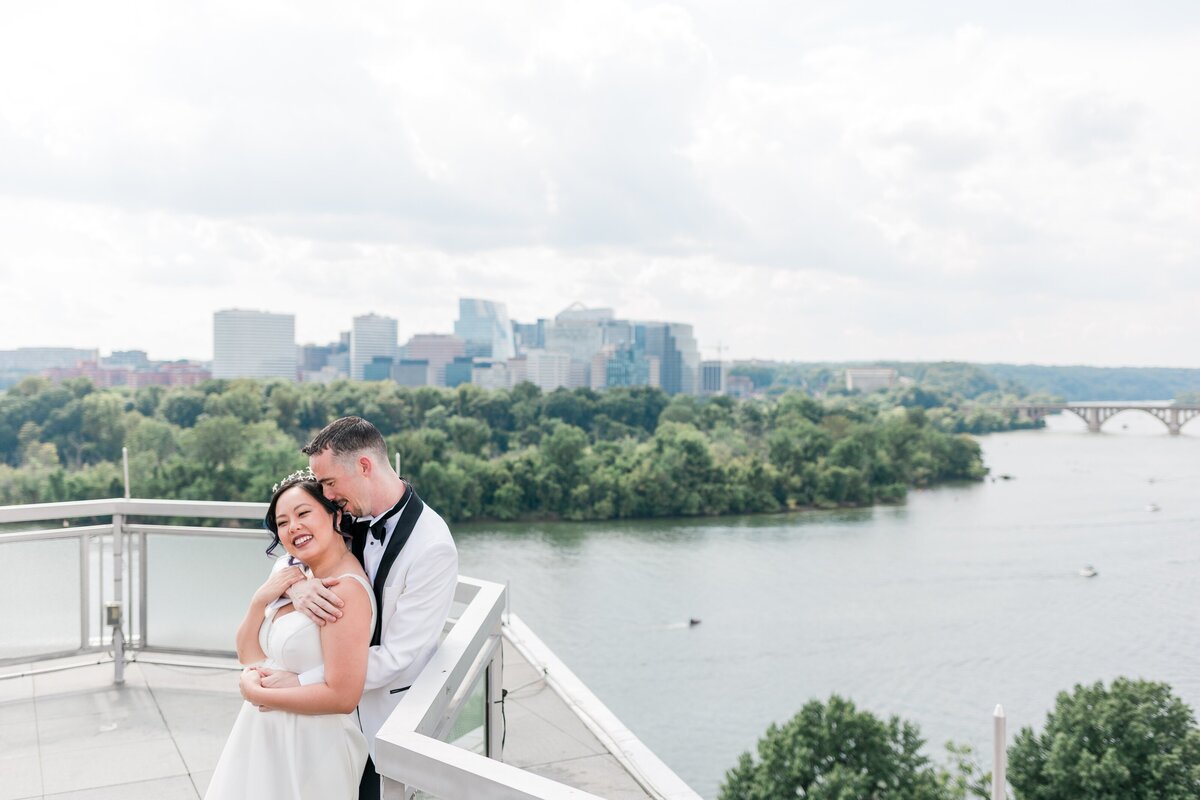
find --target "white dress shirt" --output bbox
[362,492,411,584]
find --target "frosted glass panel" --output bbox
[145,534,274,651]
[447,671,487,755]
[0,539,80,659]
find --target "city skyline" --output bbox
[3,3,1199,367]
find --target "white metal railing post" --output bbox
[486,654,503,758]
[122,447,130,499]
[993,704,1006,800]
[139,530,148,649]
[111,511,126,685]
[79,533,90,650]
[380,776,408,799]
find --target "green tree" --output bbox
[161,390,207,428]
[445,415,493,457]
[265,381,302,434]
[719,695,948,800]
[542,388,598,430]
[0,378,999,522]
[659,395,701,426]
[79,392,126,463]
[204,386,263,423]
[188,415,247,469]
[133,385,166,417]
[540,422,588,475]
[596,386,667,434]
[1009,678,1200,800]
[126,417,181,464]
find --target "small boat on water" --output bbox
[1079,565,1098,578]
[1146,503,1161,512]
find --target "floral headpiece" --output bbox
[272,467,317,493]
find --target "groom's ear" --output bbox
[358,455,372,476]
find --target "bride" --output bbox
[205,470,375,799]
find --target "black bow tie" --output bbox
[355,493,409,544]
[345,516,390,543]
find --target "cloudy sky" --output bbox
[2,1,1198,365]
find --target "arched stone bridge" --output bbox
[1005,403,1200,435]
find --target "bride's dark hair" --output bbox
[264,477,339,556]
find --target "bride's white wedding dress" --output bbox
[205,573,375,800]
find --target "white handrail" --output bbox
[505,615,704,800]
[0,497,266,524]
[375,577,617,800]
[382,731,607,800]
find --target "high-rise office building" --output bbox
[637,322,700,395]
[700,360,728,395]
[444,356,474,388]
[0,347,99,371]
[523,349,572,392]
[555,303,615,324]
[102,350,150,369]
[544,305,611,389]
[393,359,431,387]
[471,359,511,391]
[455,298,516,360]
[402,334,466,386]
[299,341,343,373]
[363,356,396,382]
[512,319,546,353]
[212,310,296,380]
[350,314,397,381]
[599,344,658,389]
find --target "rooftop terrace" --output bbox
[0,498,701,800]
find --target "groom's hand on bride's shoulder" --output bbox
[285,575,346,626]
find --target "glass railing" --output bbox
[134,527,271,652]
[0,535,86,660]
[0,498,614,799]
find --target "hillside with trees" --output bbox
[0,378,997,521]
[729,360,1200,402]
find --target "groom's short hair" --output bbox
[303,416,388,464]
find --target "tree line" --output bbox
[0,377,1006,520]
[729,359,1200,403]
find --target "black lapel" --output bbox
[350,524,367,564]
[370,484,425,647]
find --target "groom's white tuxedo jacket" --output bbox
[280,490,458,756]
[355,498,458,753]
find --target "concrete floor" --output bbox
[0,639,652,800]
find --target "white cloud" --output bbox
[1,1,1199,365]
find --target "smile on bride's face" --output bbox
[273,486,337,559]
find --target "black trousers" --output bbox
[359,754,380,800]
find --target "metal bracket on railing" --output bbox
[106,601,125,685]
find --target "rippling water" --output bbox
[455,413,1200,798]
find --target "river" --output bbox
[4,410,1198,798]
[454,411,1200,798]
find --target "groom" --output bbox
[263,416,459,800]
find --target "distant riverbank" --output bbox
[0,379,1020,522]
